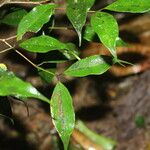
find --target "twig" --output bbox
[5,35,17,41]
[0,47,13,54]
[0,38,55,76]
[0,0,52,8]
[15,50,55,76]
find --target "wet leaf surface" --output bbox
[0,64,49,103]
[65,55,113,77]
[91,12,119,58]
[20,35,79,60]
[17,4,56,40]
[106,0,150,13]
[66,0,95,46]
[50,82,75,150]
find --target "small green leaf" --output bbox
[17,4,56,40]
[0,65,49,103]
[64,55,113,77]
[91,12,119,58]
[66,0,95,46]
[1,9,27,26]
[20,35,79,60]
[50,82,75,150]
[105,0,150,13]
[39,68,55,83]
[83,25,96,41]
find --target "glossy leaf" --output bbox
[0,64,49,103]
[20,35,79,60]
[83,26,126,46]
[66,0,95,46]
[20,35,66,53]
[106,0,150,13]
[17,4,56,40]
[64,55,113,77]
[50,82,75,150]
[91,12,119,58]
[1,9,27,26]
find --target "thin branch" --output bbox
[0,47,13,54]
[70,51,81,61]
[0,38,55,76]
[49,26,70,30]
[0,0,52,8]
[5,35,17,41]
[15,50,55,76]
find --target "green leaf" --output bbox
[76,121,117,150]
[50,82,75,150]
[20,35,79,60]
[0,64,49,104]
[91,12,119,58]
[39,68,55,83]
[66,0,95,46]
[1,9,28,26]
[105,0,150,13]
[64,55,113,77]
[83,26,126,46]
[17,4,56,40]
[83,25,96,41]
[20,35,66,53]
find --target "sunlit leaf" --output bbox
[17,4,56,40]
[64,55,113,77]
[20,35,79,60]
[66,0,95,46]
[91,12,119,58]
[105,0,150,13]
[1,9,27,26]
[0,64,49,103]
[51,82,75,150]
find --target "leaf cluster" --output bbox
[0,0,149,149]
